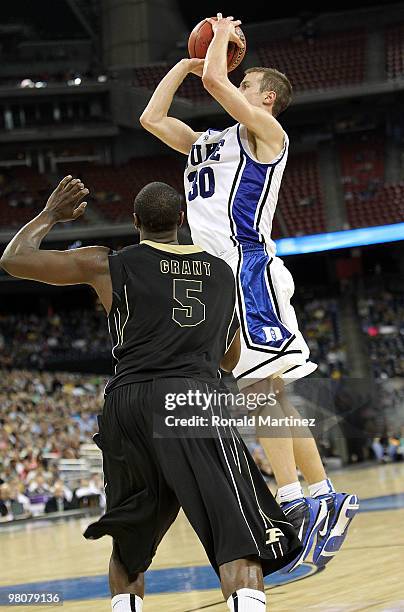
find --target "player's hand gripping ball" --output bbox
[188,14,246,72]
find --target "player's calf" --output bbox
[109,542,144,611]
[219,557,266,610]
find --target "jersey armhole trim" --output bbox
[108,251,124,305]
[236,123,288,167]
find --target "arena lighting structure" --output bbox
[275,223,404,256]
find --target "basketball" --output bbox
[188,18,247,72]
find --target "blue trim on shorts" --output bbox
[237,244,292,349]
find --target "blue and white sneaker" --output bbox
[313,492,360,568]
[279,497,327,573]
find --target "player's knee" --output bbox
[270,376,285,397]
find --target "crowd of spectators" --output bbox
[358,290,404,378]
[341,174,384,205]
[5,289,404,382]
[0,369,106,521]
[295,298,347,379]
[371,431,404,463]
[0,300,348,376]
[0,291,402,522]
[338,134,385,205]
[0,290,402,522]
[0,299,345,521]
[0,170,43,213]
[0,307,110,370]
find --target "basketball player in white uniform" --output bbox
[140,13,358,574]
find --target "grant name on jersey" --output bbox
[160,259,211,276]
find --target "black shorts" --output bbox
[83,378,301,577]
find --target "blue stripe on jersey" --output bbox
[231,123,288,245]
[231,156,269,243]
[239,244,292,348]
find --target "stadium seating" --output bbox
[29,153,327,236]
[358,289,404,378]
[133,30,366,96]
[295,298,346,378]
[0,167,50,228]
[257,30,366,91]
[0,159,186,228]
[0,294,343,374]
[339,133,384,187]
[0,198,40,228]
[346,183,404,228]
[278,153,326,235]
[0,139,400,233]
[133,65,210,101]
[339,135,404,227]
[385,23,404,80]
[59,154,325,236]
[0,166,92,229]
[0,368,106,518]
[69,157,185,222]
[132,63,245,101]
[0,309,110,370]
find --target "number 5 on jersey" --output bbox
[188,168,215,201]
[172,279,206,327]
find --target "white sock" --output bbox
[276,481,304,504]
[111,593,143,611]
[308,478,335,498]
[227,588,266,611]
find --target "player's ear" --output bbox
[178,211,184,228]
[133,213,141,229]
[263,90,276,108]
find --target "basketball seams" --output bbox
[188,20,205,58]
[188,18,246,72]
[228,27,247,71]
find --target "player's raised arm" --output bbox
[201,15,286,156]
[139,59,204,155]
[0,176,112,312]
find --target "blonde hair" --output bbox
[244,67,293,116]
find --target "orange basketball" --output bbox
[188,17,246,72]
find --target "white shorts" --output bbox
[223,245,317,389]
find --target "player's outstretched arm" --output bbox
[202,15,284,153]
[140,59,203,154]
[0,176,112,312]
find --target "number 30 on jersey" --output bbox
[187,168,215,201]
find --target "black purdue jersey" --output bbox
[104,240,238,393]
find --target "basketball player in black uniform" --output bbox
[1,176,301,612]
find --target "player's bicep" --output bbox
[141,116,202,155]
[1,246,110,286]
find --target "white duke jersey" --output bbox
[184,123,289,257]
